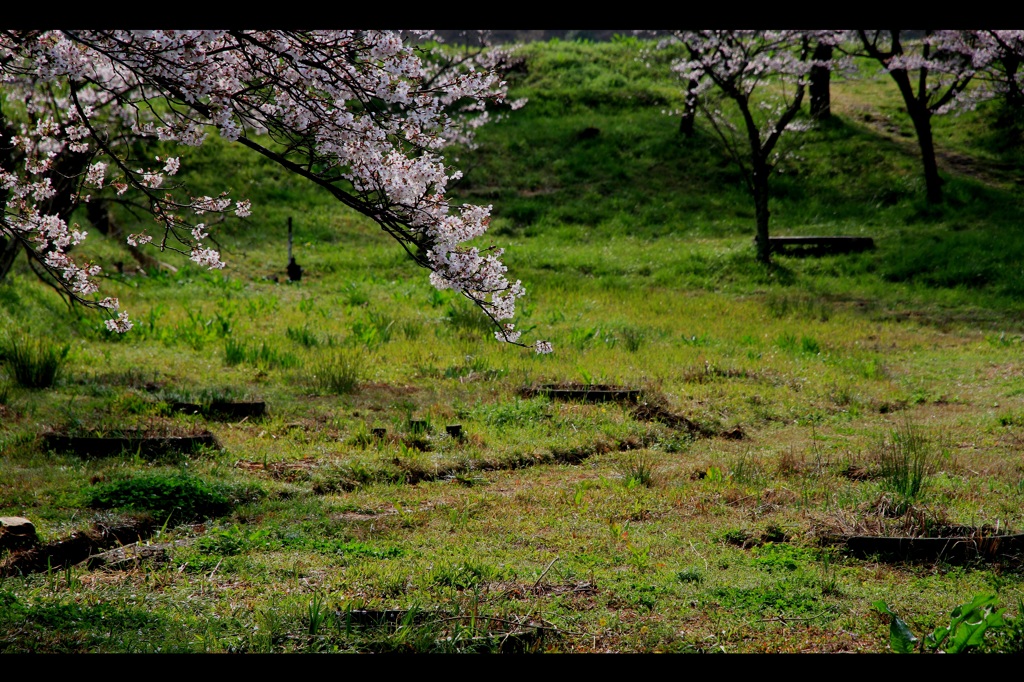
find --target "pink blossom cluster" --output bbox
[0,30,549,352]
[666,31,847,105]
[861,31,1000,115]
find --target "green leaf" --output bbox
[947,620,987,653]
[926,625,950,651]
[889,614,919,653]
[930,594,1005,653]
[873,600,919,653]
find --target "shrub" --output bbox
[0,332,70,388]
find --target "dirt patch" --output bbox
[632,403,703,433]
[488,580,598,600]
[236,457,318,481]
[840,464,879,481]
[631,402,742,440]
[722,525,792,549]
[723,488,799,515]
[721,426,746,440]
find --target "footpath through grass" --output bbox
[2,37,1024,653]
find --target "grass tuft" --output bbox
[0,332,70,388]
[618,451,660,488]
[309,350,362,394]
[876,419,934,504]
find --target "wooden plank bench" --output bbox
[765,236,875,256]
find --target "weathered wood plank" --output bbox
[765,236,875,255]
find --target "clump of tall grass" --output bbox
[617,452,660,488]
[877,419,934,504]
[350,311,395,347]
[619,325,645,353]
[731,448,767,487]
[0,332,70,388]
[224,339,298,369]
[286,324,323,348]
[309,350,362,394]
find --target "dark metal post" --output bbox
[286,216,303,281]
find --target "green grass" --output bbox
[2,37,1024,653]
[86,472,242,523]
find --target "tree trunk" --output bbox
[1002,54,1024,106]
[752,161,772,264]
[0,235,20,282]
[680,78,698,136]
[906,104,943,204]
[809,43,833,120]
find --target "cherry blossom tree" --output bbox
[966,31,1024,115]
[854,30,990,205]
[664,30,843,264]
[0,30,549,353]
[410,30,528,149]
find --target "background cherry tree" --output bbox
[660,30,845,264]
[963,31,1024,115]
[853,30,994,205]
[0,30,549,353]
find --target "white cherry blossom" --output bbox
[0,30,548,351]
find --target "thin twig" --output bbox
[533,555,559,590]
[688,540,709,572]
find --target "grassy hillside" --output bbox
[454,40,1024,311]
[2,38,1024,653]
